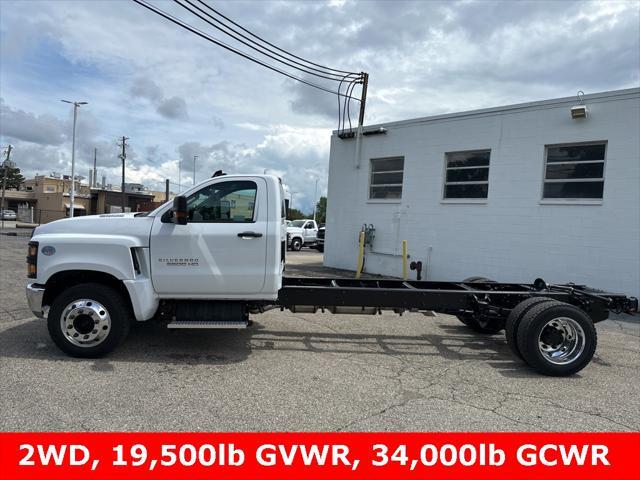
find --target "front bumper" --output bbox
[26,283,46,318]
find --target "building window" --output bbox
[543,142,606,200]
[369,157,404,200]
[443,150,490,199]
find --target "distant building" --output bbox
[324,88,640,297]
[22,174,92,223]
[18,174,156,223]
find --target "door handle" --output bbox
[237,231,263,239]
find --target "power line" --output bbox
[342,79,360,133]
[196,0,356,75]
[337,77,361,134]
[131,0,362,101]
[175,0,361,82]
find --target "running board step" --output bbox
[167,321,248,329]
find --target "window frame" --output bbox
[368,156,405,203]
[185,179,258,224]
[441,149,491,204]
[540,141,607,204]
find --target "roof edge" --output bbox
[332,87,640,134]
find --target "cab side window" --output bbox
[186,180,257,223]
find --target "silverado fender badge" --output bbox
[158,257,199,267]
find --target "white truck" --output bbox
[25,174,637,376]
[286,219,319,251]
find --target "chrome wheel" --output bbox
[60,299,111,348]
[537,316,585,365]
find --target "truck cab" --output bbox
[26,174,286,357]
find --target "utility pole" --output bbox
[357,72,369,128]
[178,159,181,193]
[117,136,129,212]
[61,100,88,217]
[1,144,14,229]
[193,155,198,185]
[165,179,170,202]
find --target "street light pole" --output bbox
[193,155,198,185]
[61,100,87,218]
[313,178,319,222]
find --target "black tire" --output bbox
[290,238,302,251]
[456,276,502,334]
[47,283,131,358]
[516,301,597,376]
[316,245,324,253]
[505,297,557,360]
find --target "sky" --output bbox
[1,0,639,212]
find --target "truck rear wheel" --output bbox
[291,238,302,251]
[505,297,557,360]
[516,301,597,376]
[47,283,131,358]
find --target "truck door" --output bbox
[303,221,317,243]
[149,177,267,296]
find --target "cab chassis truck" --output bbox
[25,175,637,376]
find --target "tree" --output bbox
[314,196,327,224]
[287,207,307,220]
[0,166,24,190]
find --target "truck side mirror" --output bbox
[173,196,188,225]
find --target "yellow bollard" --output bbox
[355,231,365,279]
[402,240,408,280]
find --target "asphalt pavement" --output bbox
[1,237,638,431]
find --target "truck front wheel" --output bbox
[47,283,131,358]
[291,238,302,251]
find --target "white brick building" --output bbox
[324,88,640,297]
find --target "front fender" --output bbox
[32,234,141,283]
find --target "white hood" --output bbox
[33,213,154,246]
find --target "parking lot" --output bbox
[1,235,639,431]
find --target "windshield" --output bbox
[290,220,305,227]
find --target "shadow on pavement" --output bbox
[0,316,545,377]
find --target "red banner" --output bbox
[1,432,638,480]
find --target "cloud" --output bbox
[130,77,163,102]
[288,78,344,121]
[0,99,66,145]
[0,0,638,212]
[129,77,189,119]
[157,96,188,120]
[211,116,225,130]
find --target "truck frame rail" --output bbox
[275,276,637,376]
[278,277,637,320]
